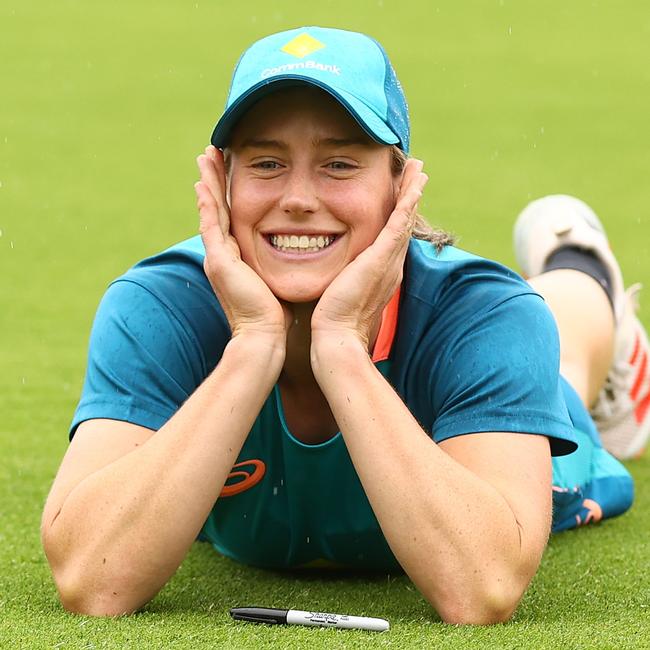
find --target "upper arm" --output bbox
[69,271,229,439]
[428,291,577,455]
[440,431,553,570]
[45,262,225,536]
[42,419,155,534]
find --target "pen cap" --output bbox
[229,607,288,624]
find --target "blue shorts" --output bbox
[551,379,634,532]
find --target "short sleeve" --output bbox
[428,291,577,455]
[70,278,227,438]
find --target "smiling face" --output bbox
[226,86,399,303]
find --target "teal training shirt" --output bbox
[71,237,582,569]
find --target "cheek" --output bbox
[228,177,269,239]
[227,184,259,263]
[228,176,253,223]
[348,181,396,236]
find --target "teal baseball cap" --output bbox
[210,26,410,152]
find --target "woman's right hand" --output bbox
[195,146,291,342]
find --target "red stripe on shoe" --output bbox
[629,334,641,365]
[630,350,648,401]
[635,389,650,425]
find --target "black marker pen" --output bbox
[230,606,390,632]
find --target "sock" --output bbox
[544,245,615,312]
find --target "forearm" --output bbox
[312,336,539,624]
[44,334,285,615]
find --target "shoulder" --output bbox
[105,235,226,332]
[115,235,211,308]
[119,232,226,330]
[91,235,229,374]
[71,236,228,436]
[402,238,543,330]
[395,240,575,456]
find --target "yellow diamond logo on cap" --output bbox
[281,33,325,59]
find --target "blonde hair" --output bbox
[390,146,455,252]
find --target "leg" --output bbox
[527,269,614,409]
[514,194,650,459]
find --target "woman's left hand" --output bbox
[310,158,428,352]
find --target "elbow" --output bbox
[42,537,143,617]
[50,564,143,617]
[428,580,523,626]
[56,579,141,618]
[436,596,517,626]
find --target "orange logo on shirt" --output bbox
[574,498,603,526]
[220,459,266,497]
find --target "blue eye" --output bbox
[254,160,281,170]
[328,161,355,170]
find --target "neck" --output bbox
[281,301,317,388]
[280,300,383,388]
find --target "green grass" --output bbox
[1,1,649,647]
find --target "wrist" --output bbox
[310,331,371,380]
[225,331,286,372]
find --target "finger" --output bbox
[403,171,428,229]
[397,158,423,198]
[196,148,230,235]
[398,160,428,221]
[197,146,226,200]
[196,146,229,232]
[387,169,428,237]
[398,159,427,205]
[368,168,427,268]
[195,181,225,250]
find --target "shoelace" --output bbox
[592,361,635,422]
[591,283,644,423]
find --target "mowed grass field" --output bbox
[1,1,649,648]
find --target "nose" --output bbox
[278,169,319,216]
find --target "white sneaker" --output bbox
[513,194,650,459]
[591,284,650,459]
[513,194,626,322]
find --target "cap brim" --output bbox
[210,76,400,149]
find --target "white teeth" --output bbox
[270,234,335,253]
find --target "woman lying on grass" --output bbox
[41,26,649,624]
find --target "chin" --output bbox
[270,282,328,304]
